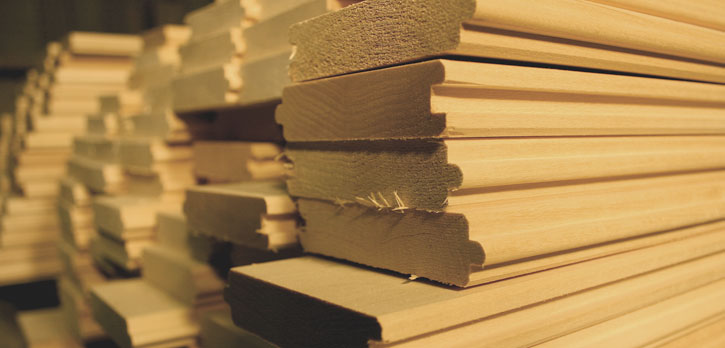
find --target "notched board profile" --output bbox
[297,171,725,287]
[277,59,725,142]
[288,0,725,83]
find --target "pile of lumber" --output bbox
[88,25,192,275]
[224,1,725,346]
[0,32,140,288]
[90,209,225,348]
[172,0,356,113]
[42,32,143,346]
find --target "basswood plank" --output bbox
[179,28,244,75]
[193,141,283,183]
[172,64,241,112]
[298,171,725,286]
[226,231,725,347]
[286,136,725,211]
[118,138,192,170]
[184,0,246,41]
[277,60,725,141]
[655,318,725,348]
[64,32,142,57]
[586,0,725,32]
[183,181,297,250]
[289,0,725,83]
[89,279,198,348]
[374,252,725,348]
[142,245,223,306]
[535,280,725,348]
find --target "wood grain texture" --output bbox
[226,231,725,347]
[278,60,725,141]
[588,0,725,31]
[184,0,246,41]
[192,141,283,183]
[298,170,725,286]
[89,279,198,348]
[655,317,725,348]
[286,136,725,211]
[373,253,725,348]
[172,64,241,113]
[534,280,725,348]
[183,181,297,250]
[179,28,244,75]
[142,245,224,306]
[288,0,725,82]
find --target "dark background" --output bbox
[0,0,213,114]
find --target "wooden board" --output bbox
[17,308,82,348]
[655,317,725,348]
[288,0,725,83]
[193,141,283,183]
[297,170,725,286]
[278,59,725,141]
[64,31,142,57]
[587,0,725,32]
[93,232,153,272]
[227,233,725,347]
[67,156,124,194]
[201,308,275,348]
[535,281,725,348]
[373,255,725,348]
[184,0,246,41]
[179,28,244,75]
[89,279,198,348]
[183,181,297,250]
[171,63,241,113]
[58,177,92,207]
[287,136,725,211]
[92,196,175,238]
[118,138,192,171]
[142,245,224,306]
[142,25,191,50]
[72,135,118,163]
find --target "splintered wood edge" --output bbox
[289,0,475,81]
[226,269,382,347]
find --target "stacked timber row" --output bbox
[225,1,725,347]
[0,32,139,292]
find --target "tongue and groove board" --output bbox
[296,171,725,286]
[277,60,725,142]
[373,255,725,348]
[288,0,725,83]
[286,138,725,211]
[226,230,725,347]
[534,280,725,348]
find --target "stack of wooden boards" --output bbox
[225,0,725,347]
[0,32,140,288]
[172,0,360,112]
[90,209,227,348]
[86,25,193,276]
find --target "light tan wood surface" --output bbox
[64,31,142,57]
[299,169,725,285]
[90,279,198,348]
[184,181,297,250]
[227,233,725,346]
[192,141,283,183]
[278,59,725,141]
[534,280,725,348]
[287,137,725,211]
[374,253,725,348]
[289,0,725,82]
